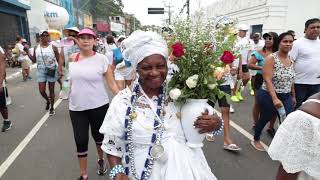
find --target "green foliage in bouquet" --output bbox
[166,15,238,104]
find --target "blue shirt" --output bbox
[251,51,265,75]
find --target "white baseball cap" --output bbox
[238,24,249,31]
[63,27,80,36]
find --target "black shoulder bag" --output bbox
[40,46,56,77]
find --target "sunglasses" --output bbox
[264,37,273,40]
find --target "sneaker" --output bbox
[2,121,12,132]
[250,89,255,96]
[230,95,240,102]
[96,159,107,175]
[49,108,55,116]
[236,91,244,101]
[230,105,235,113]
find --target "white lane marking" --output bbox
[230,120,269,150]
[6,64,37,80]
[0,99,63,178]
[216,111,269,150]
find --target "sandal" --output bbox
[251,141,266,152]
[206,134,215,142]
[223,143,241,151]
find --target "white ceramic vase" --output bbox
[180,99,214,148]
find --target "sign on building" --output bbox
[148,8,165,14]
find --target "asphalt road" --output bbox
[0,67,279,180]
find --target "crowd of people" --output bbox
[0,17,319,180]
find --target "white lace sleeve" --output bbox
[268,110,320,178]
[99,89,131,157]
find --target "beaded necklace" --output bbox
[123,83,165,180]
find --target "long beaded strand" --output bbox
[123,83,165,180]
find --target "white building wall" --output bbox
[206,0,320,38]
[284,0,320,38]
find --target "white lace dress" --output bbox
[99,88,217,180]
[268,110,320,180]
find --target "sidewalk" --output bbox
[6,64,37,80]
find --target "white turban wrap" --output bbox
[120,30,168,77]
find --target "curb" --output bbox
[6,64,37,80]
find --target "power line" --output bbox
[179,0,190,17]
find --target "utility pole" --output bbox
[164,2,173,25]
[187,0,190,18]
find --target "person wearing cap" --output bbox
[248,33,265,96]
[248,32,279,136]
[32,30,60,116]
[58,27,80,99]
[289,18,320,109]
[99,30,221,180]
[68,28,119,180]
[232,24,254,102]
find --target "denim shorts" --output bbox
[37,68,58,83]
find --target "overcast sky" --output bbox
[122,0,218,26]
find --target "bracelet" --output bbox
[109,164,125,180]
[213,116,224,136]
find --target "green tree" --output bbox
[79,0,124,20]
[127,15,142,33]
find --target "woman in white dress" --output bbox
[99,31,222,180]
[268,92,320,180]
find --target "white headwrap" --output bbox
[120,30,168,76]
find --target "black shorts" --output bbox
[242,64,249,73]
[217,85,231,107]
[253,74,263,90]
[0,88,7,108]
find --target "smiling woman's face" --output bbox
[137,54,168,90]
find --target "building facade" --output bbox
[206,0,320,38]
[0,0,31,47]
[110,16,126,36]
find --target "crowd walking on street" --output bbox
[0,15,319,180]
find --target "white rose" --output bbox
[186,74,199,89]
[208,83,217,90]
[169,88,182,100]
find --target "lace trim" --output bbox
[304,99,320,104]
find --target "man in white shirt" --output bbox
[252,33,265,50]
[0,46,11,132]
[232,24,254,102]
[289,18,320,108]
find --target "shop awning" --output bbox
[3,0,31,10]
[96,22,110,32]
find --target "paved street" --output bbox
[0,67,279,180]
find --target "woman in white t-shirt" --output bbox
[68,28,119,180]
